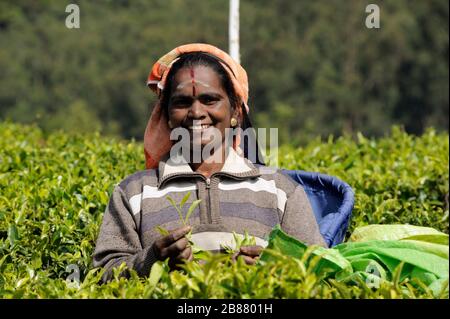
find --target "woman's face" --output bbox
[167,65,237,153]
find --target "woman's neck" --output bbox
[190,161,224,178]
[189,145,227,178]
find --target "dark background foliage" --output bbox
[0,0,448,145]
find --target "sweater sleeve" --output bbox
[280,185,327,247]
[92,185,158,282]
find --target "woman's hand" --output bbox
[153,225,193,270]
[232,245,264,265]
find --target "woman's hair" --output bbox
[160,52,241,117]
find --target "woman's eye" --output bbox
[201,97,218,105]
[171,98,191,107]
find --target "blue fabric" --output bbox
[281,170,354,247]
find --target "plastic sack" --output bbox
[260,224,352,278]
[349,224,448,245]
[260,224,449,292]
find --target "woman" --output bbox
[93,44,325,281]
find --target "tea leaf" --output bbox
[185,199,201,225]
[8,224,19,247]
[148,261,164,287]
[180,192,191,209]
[155,226,170,236]
[166,195,184,224]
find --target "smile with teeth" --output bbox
[188,124,211,130]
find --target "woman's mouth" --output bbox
[187,124,211,130]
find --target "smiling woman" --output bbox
[162,54,240,172]
[92,43,325,282]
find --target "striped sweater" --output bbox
[92,148,325,280]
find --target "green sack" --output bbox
[349,224,448,245]
[260,224,449,291]
[343,224,449,288]
[335,240,448,285]
[260,224,352,278]
[347,224,449,269]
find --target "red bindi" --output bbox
[190,68,196,96]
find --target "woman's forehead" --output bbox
[173,65,223,89]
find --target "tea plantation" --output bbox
[0,122,448,298]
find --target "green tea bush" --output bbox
[0,122,448,298]
[278,127,449,235]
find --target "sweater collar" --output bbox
[157,147,260,188]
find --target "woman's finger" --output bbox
[240,245,263,257]
[165,226,191,245]
[186,249,194,262]
[165,237,189,256]
[153,226,191,260]
[154,225,190,249]
[240,255,257,265]
[168,247,193,270]
[178,246,193,261]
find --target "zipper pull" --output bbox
[205,178,211,189]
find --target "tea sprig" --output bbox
[155,192,203,259]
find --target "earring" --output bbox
[230,118,238,127]
[168,120,173,129]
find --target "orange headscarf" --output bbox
[144,43,250,169]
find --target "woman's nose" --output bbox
[188,100,206,119]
